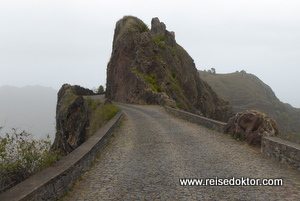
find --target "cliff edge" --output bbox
[51,84,92,156]
[106,16,233,121]
[51,84,120,156]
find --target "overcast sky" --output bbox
[1,0,300,107]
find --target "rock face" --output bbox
[224,110,279,146]
[106,16,233,121]
[51,84,94,156]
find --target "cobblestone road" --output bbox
[64,104,300,200]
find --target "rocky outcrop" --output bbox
[51,84,94,156]
[224,110,279,146]
[73,85,95,95]
[106,16,233,121]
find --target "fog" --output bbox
[0,86,57,142]
[0,0,300,109]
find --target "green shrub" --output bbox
[131,67,137,72]
[151,74,157,79]
[172,72,177,79]
[144,74,162,92]
[155,85,162,92]
[154,35,166,48]
[140,23,149,32]
[171,49,176,56]
[235,136,244,141]
[145,74,157,85]
[0,129,60,193]
[151,85,162,92]
[97,85,104,93]
[154,35,165,42]
[128,27,138,32]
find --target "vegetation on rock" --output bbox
[86,97,120,137]
[51,84,120,156]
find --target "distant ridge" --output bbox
[199,71,300,143]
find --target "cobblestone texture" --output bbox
[64,104,300,200]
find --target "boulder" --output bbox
[224,110,278,146]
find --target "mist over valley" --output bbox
[0,85,57,142]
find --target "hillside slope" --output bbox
[106,16,233,121]
[199,71,300,142]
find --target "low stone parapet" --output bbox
[165,106,226,132]
[261,136,300,171]
[166,106,300,172]
[0,111,122,201]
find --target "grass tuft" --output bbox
[154,35,166,48]
[140,23,149,32]
[88,103,120,137]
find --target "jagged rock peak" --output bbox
[151,17,166,36]
[151,17,176,46]
[106,16,234,122]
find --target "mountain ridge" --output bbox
[199,70,300,143]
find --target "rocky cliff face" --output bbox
[51,84,94,156]
[106,16,233,121]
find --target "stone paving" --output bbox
[64,104,300,200]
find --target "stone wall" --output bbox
[166,106,300,171]
[165,106,226,132]
[261,136,300,171]
[0,111,122,201]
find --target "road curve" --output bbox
[64,103,300,200]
